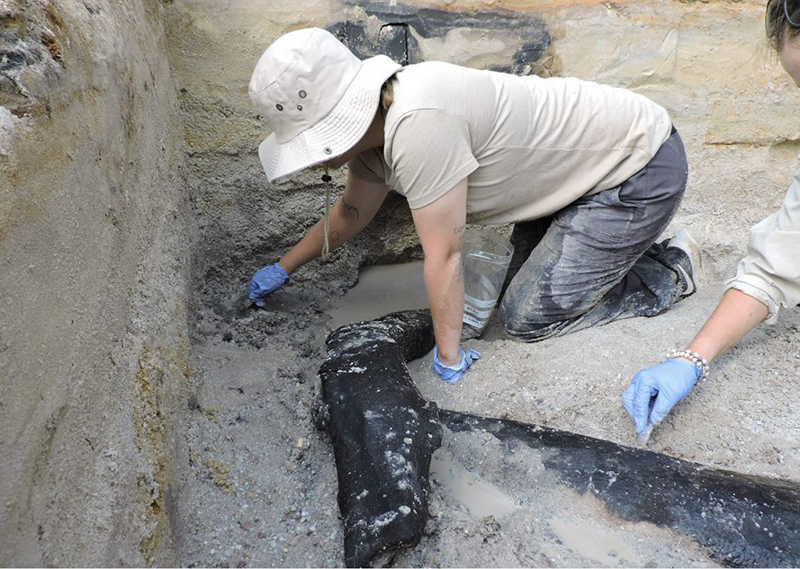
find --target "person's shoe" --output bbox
[667,229,703,296]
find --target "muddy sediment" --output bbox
[2,0,799,566]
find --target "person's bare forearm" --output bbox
[279,199,366,274]
[409,176,470,368]
[424,252,464,365]
[686,288,769,363]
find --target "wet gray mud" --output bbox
[178,258,426,567]
[179,255,800,567]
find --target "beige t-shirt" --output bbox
[350,61,673,225]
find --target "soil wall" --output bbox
[1,0,190,565]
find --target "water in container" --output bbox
[461,228,514,337]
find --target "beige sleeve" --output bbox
[724,161,800,324]
[386,109,479,209]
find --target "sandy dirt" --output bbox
[159,2,800,565]
[176,252,800,567]
[5,1,798,565]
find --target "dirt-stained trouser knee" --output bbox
[498,128,690,342]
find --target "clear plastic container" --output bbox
[461,228,514,337]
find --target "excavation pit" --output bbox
[3,0,800,566]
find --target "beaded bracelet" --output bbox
[667,349,709,381]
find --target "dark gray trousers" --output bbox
[498,128,690,342]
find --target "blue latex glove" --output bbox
[248,262,289,307]
[621,358,702,436]
[432,346,481,383]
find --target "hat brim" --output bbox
[258,54,401,184]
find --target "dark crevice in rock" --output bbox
[329,3,551,75]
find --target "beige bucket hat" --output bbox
[249,28,402,183]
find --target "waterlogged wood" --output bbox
[442,410,800,567]
[320,310,800,567]
[318,310,440,567]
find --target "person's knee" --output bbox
[499,293,582,341]
[498,299,549,340]
[498,300,526,337]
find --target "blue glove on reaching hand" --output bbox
[248,262,289,307]
[432,346,481,383]
[621,358,702,436]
